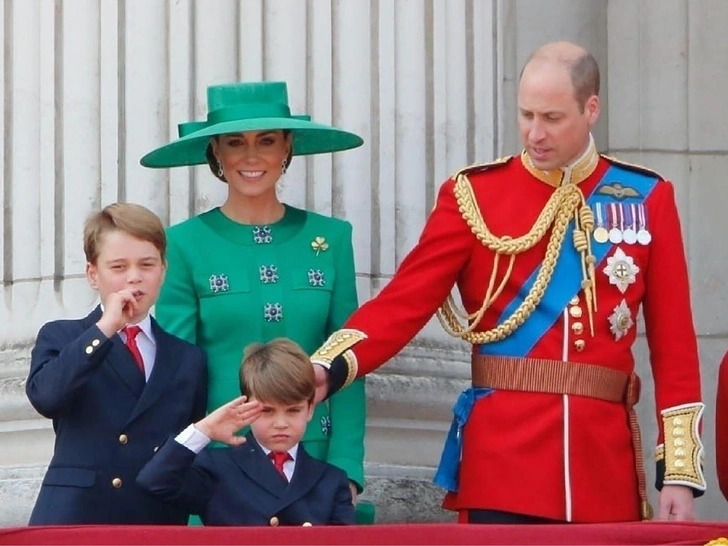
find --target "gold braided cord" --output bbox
[444,251,504,321]
[572,200,595,336]
[437,251,515,337]
[453,172,567,254]
[437,172,594,344]
[577,203,597,312]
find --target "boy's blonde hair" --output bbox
[239,338,315,405]
[83,203,166,264]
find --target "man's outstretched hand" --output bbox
[313,364,329,404]
[657,484,695,521]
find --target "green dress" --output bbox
[155,205,366,490]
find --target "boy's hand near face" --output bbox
[96,289,141,337]
[195,396,263,446]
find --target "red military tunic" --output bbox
[314,142,704,522]
[717,351,728,502]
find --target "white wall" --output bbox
[1,0,726,524]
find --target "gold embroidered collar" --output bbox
[522,135,599,187]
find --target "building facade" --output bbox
[1,0,727,523]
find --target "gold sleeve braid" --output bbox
[436,169,597,344]
[659,403,706,490]
[310,329,367,389]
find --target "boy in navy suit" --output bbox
[26,203,207,525]
[137,338,355,526]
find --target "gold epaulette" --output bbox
[450,155,513,180]
[601,154,664,180]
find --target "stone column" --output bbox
[607,0,728,518]
[2,0,726,525]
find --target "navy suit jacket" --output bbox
[137,433,355,526]
[26,306,207,525]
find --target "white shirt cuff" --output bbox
[174,423,211,453]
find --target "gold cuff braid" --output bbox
[310,329,366,388]
[659,403,706,490]
[341,351,359,389]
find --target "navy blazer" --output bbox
[137,433,355,526]
[26,306,207,525]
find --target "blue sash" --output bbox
[479,165,658,357]
[433,387,493,492]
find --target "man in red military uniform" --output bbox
[311,41,705,524]
[717,352,728,502]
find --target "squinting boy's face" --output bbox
[250,399,314,453]
[86,230,166,323]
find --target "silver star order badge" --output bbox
[608,299,634,340]
[603,248,640,294]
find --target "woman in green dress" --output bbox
[140,82,369,515]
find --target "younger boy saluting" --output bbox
[137,338,355,526]
[26,203,207,525]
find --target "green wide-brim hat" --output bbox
[140,81,364,168]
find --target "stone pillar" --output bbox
[607,0,728,517]
[497,0,609,153]
[0,0,501,524]
[2,0,726,525]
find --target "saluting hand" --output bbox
[195,396,263,446]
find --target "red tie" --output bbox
[122,325,145,375]
[269,451,291,480]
